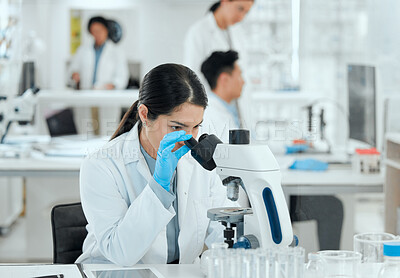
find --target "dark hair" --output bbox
[110,64,208,140]
[209,1,221,12]
[209,0,255,13]
[87,16,108,33]
[201,50,239,90]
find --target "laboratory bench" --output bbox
[0,262,385,278]
[0,143,384,261]
[0,263,203,278]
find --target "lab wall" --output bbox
[367,0,400,94]
[18,0,400,148]
[20,0,211,89]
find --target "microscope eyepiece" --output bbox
[184,137,198,150]
[229,129,250,145]
[184,133,222,171]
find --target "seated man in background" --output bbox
[200,50,244,143]
[200,50,249,207]
[200,50,343,251]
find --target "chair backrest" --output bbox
[51,202,88,263]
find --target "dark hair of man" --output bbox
[200,50,239,90]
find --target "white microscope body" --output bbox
[185,130,294,249]
[213,143,293,248]
[0,87,39,143]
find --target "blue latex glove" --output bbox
[153,131,192,191]
[289,159,328,171]
[285,144,309,154]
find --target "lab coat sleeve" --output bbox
[111,49,129,89]
[204,173,239,248]
[80,157,175,266]
[67,47,83,79]
[148,176,175,209]
[183,27,206,75]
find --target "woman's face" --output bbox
[222,0,254,26]
[89,22,108,46]
[139,103,204,154]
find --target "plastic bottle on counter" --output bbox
[200,242,228,276]
[378,242,400,278]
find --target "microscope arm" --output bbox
[213,144,293,248]
[185,132,294,248]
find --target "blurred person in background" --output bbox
[183,0,253,81]
[68,16,129,90]
[183,1,254,133]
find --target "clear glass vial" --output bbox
[305,252,324,278]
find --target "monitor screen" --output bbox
[347,64,376,147]
[45,108,77,137]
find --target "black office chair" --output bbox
[51,202,88,263]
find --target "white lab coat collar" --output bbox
[206,12,220,34]
[120,123,152,180]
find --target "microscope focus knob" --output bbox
[229,129,249,145]
[233,234,260,249]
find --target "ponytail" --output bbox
[110,100,140,141]
[209,1,220,12]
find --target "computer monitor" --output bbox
[347,64,376,147]
[46,108,77,137]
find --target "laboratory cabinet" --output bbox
[384,133,400,234]
[0,178,23,234]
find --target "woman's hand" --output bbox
[71,72,80,83]
[153,130,192,191]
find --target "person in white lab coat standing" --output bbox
[184,1,254,134]
[183,1,253,79]
[76,64,235,266]
[68,16,129,90]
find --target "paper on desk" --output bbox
[37,137,108,157]
[0,264,83,278]
[83,264,166,278]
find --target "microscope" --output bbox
[0,87,40,143]
[185,129,294,249]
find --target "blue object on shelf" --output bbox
[286,144,309,154]
[289,159,328,171]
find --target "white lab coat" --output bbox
[76,123,235,266]
[183,12,246,80]
[183,12,252,132]
[68,40,129,90]
[202,93,239,143]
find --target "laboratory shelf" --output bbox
[251,91,318,102]
[385,159,400,171]
[386,133,400,145]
